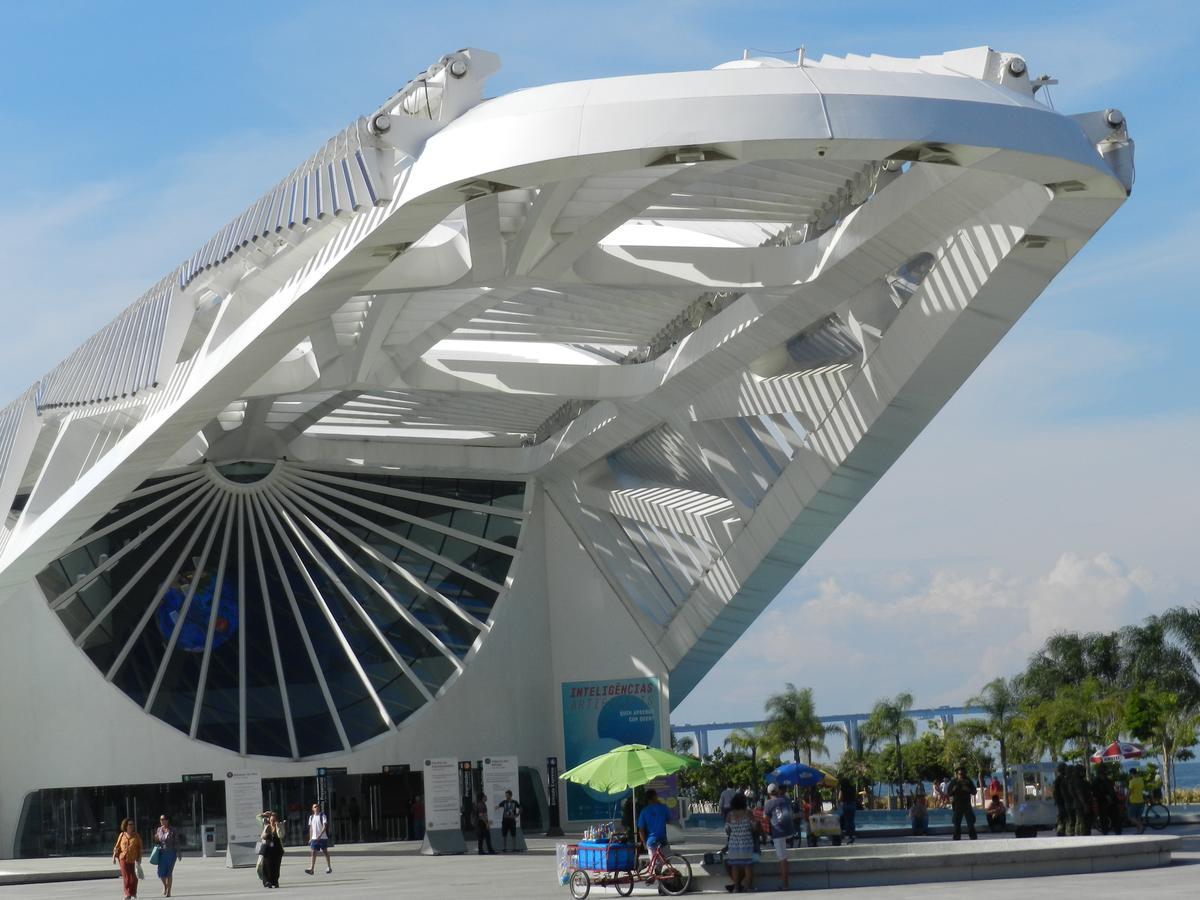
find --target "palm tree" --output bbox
[670,730,697,757]
[1119,617,1198,702]
[725,727,767,792]
[862,692,916,801]
[763,683,832,765]
[1020,631,1123,700]
[1148,608,1200,706]
[968,677,1020,794]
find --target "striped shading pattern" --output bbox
[36,276,174,411]
[36,462,526,758]
[0,384,38,486]
[178,118,392,291]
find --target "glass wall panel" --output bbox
[35,463,526,758]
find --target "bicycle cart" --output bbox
[558,838,692,898]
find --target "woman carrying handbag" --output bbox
[152,814,180,897]
[112,818,143,899]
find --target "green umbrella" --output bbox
[559,744,700,837]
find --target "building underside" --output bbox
[0,46,1131,855]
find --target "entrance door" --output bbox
[359,773,413,841]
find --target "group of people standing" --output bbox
[718,781,822,893]
[110,815,179,899]
[1053,762,1149,836]
[471,789,524,853]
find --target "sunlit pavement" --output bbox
[5,827,1200,898]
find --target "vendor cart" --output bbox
[1010,763,1060,836]
[558,838,691,898]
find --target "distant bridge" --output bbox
[672,705,986,758]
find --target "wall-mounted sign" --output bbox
[561,677,660,820]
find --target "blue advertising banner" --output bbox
[561,677,660,821]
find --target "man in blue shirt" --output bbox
[636,789,670,852]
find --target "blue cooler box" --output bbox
[577,840,636,872]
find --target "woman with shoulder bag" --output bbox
[258,811,285,888]
[152,814,180,897]
[112,818,144,899]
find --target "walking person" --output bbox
[258,810,285,888]
[304,802,332,875]
[152,815,180,897]
[764,783,793,890]
[719,781,738,821]
[112,818,143,899]
[947,766,978,840]
[475,792,496,854]
[496,789,521,852]
[723,792,755,893]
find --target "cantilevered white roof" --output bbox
[0,45,1133,705]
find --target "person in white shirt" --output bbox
[304,803,332,876]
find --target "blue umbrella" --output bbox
[765,762,836,788]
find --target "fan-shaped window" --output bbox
[37,462,527,758]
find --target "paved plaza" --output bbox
[3,827,1199,898]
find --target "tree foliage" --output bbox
[679,607,1200,809]
[862,692,916,796]
[763,683,834,765]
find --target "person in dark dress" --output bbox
[259,811,285,888]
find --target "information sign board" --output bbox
[482,755,520,807]
[223,769,262,868]
[423,757,461,832]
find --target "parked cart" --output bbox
[558,837,691,898]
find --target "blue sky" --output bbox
[1,2,1196,734]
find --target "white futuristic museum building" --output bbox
[0,46,1132,856]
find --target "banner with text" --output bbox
[561,677,660,820]
[423,757,461,832]
[224,770,263,846]
[644,773,681,825]
[482,756,520,809]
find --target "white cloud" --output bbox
[674,551,1181,729]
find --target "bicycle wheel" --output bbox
[569,868,591,900]
[657,854,692,896]
[1144,804,1170,830]
[614,870,635,896]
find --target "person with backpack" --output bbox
[763,783,793,890]
[304,802,332,875]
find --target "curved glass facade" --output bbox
[36,462,526,758]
